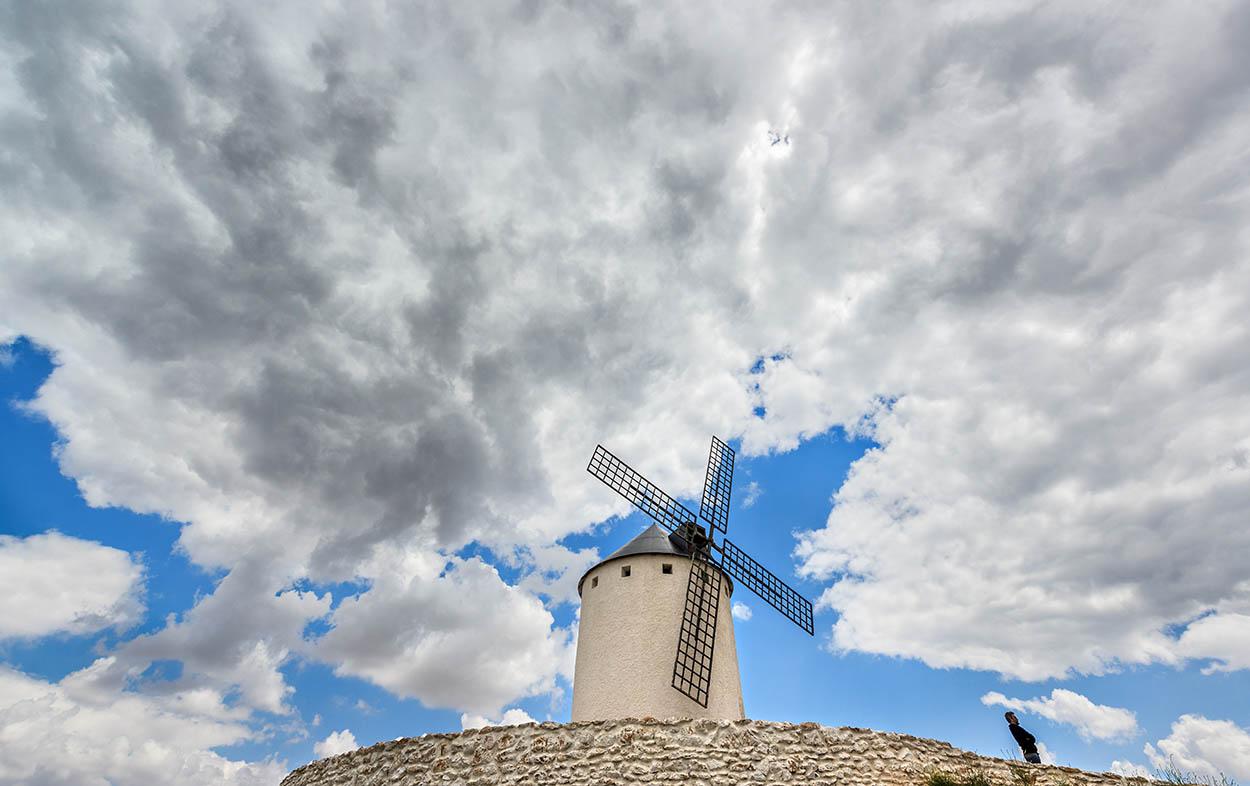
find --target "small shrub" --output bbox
[1155,760,1238,786]
[925,768,997,786]
[927,772,962,786]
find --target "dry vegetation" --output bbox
[924,761,1238,786]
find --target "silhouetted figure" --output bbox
[1005,711,1041,764]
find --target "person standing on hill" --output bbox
[1004,712,1042,764]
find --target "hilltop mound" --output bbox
[282,717,1150,786]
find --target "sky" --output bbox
[1,1,1249,784]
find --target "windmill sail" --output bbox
[717,538,815,635]
[698,436,735,534]
[671,552,722,707]
[587,445,698,534]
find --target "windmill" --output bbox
[584,435,814,710]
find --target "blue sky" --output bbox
[4,338,1248,779]
[3,3,1250,784]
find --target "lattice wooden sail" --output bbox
[699,436,735,535]
[671,551,723,707]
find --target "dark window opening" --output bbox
[662,563,673,574]
[621,565,631,577]
[591,576,598,588]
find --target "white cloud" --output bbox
[115,559,332,715]
[0,532,144,639]
[0,0,1248,742]
[1178,614,1250,672]
[0,660,283,786]
[313,729,359,759]
[1145,716,1250,783]
[981,689,1139,742]
[741,481,762,509]
[517,544,601,606]
[314,553,572,716]
[460,708,537,730]
[1175,588,1250,672]
[1109,760,1151,778]
[1035,741,1057,766]
[732,602,753,621]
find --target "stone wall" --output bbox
[282,718,1154,786]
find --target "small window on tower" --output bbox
[621,565,631,577]
[662,563,673,574]
[591,576,598,588]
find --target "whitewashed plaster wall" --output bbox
[572,552,743,722]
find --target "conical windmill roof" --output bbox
[576,523,732,595]
[604,523,691,561]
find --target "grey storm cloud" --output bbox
[2,2,1250,780]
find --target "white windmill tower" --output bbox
[571,436,815,722]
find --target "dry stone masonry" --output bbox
[282,718,1155,786]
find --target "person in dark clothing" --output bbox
[1005,712,1042,764]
